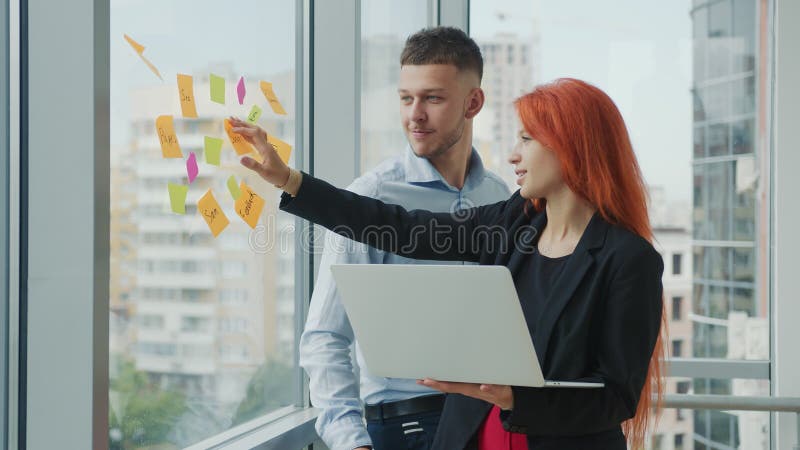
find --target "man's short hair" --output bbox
[400,26,483,82]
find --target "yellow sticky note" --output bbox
[167,183,188,214]
[227,175,242,200]
[124,34,163,81]
[155,115,182,158]
[204,136,223,165]
[246,105,262,124]
[235,182,266,229]
[177,74,198,118]
[224,119,254,156]
[197,189,229,237]
[268,135,292,164]
[210,73,225,104]
[141,56,163,81]
[260,81,287,115]
[124,34,145,54]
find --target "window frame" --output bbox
[1,0,10,447]
[7,0,800,448]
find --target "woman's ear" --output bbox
[465,87,485,119]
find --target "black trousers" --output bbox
[366,409,442,450]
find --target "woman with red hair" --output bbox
[233,77,665,450]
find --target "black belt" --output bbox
[365,394,445,421]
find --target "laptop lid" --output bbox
[330,264,547,387]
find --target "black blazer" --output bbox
[281,173,664,450]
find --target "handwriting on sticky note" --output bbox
[260,81,287,115]
[123,34,163,81]
[236,76,246,105]
[268,135,292,164]
[227,175,242,200]
[247,105,262,124]
[155,115,182,158]
[197,189,229,237]
[235,182,266,229]
[187,152,199,183]
[210,73,225,104]
[224,119,254,155]
[204,136,223,165]
[167,183,188,214]
[177,74,198,118]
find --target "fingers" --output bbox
[417,379,510,408]
[240,156,266,177]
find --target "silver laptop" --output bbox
[330,264,604,389]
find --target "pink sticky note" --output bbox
[236,76,246,105]
[187,152,199,183]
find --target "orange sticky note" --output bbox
[268,135,292,164]
[123,34,145,54]
[235,182,266,229]
[260,81,287,115]
[155,115,182,158]
[177,74,198,118]
[197,189,229,237]
[224,119,254,155]
[123,34,163,81]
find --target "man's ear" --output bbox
[464,87,485,119]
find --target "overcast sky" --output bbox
[113,0,692,203]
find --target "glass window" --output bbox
[109,1,298,447]
[673,253,683,275]
[471,2,770,449]
[360,1,429,174]
[672,339,684,357]
[672,296,683,321]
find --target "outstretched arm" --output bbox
[233,118,516,262]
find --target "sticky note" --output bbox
[210,73,225,104]
[124,34,145,54]
[204,136,223,165]
[177,74,198,118]
[155,115,182,158]
[260,81,287,115]
[186,152,199,183]
[197,189,229,237]
[268,135,292,164]
[167,183,188,214]
[236,76,246,105]
[235,182,266,229]
[246,105,262,124]
[224,118,254,155]
[141,56,163,81]
[227,175,242,200]
[123,34,163,81]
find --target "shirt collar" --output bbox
[403,144,487,191]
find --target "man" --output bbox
[300,27,510,450]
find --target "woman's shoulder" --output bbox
[602,221,663,268]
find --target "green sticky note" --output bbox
[167,183,189,214]
[210,73,225,104]
[204,136,223,166]
[227,175,242,200]
[246,104,262,124]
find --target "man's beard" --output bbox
[410,119,466,160]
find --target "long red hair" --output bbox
[515,78,667,449]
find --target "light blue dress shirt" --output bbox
[299,146,511,450]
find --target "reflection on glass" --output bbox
[360,1,428,174]
[109,1,297,447]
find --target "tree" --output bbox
[109,358,187,450]
[231,358,294,425]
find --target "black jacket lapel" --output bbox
[532,212,609,369]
